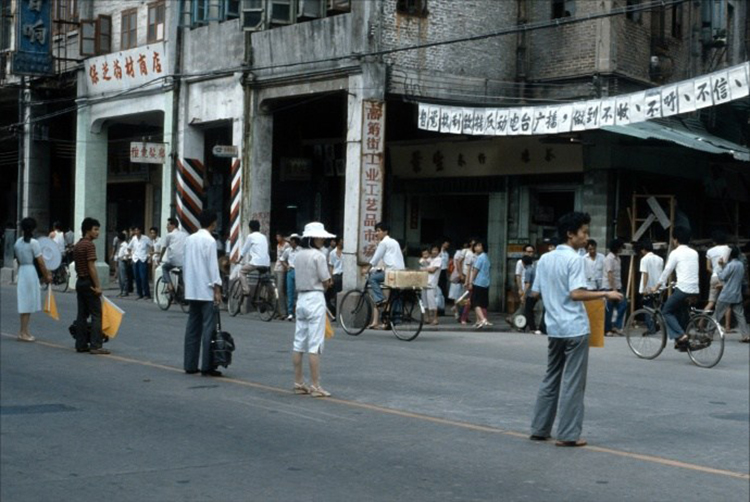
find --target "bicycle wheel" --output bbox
[685,314,725,368]
[338,290,373,336]
[52,267,69,292]
[390,290,424,342]
[228,279,243,317]
[256,282,277,322]
[155,277,172,311]
[624,309,666,359]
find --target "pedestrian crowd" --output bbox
[11,210,750,448]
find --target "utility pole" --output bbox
[16,76,25,232]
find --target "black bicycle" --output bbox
[155,267,189,313]
[624,288,725,368]
[338,272,425,341]
[227,267,278,321]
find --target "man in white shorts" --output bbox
[292,222,334,398]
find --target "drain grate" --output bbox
[1,404,77,415]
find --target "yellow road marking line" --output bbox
[3,332,749,481]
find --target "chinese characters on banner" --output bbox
[417,62,750,137]
[85,43,168,96]
[130,142,167,164]
[358,101,386,263]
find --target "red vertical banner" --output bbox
[358,101,386,264]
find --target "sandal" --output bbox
[740,337,750,344]
[309,385,331,398]
[293,382,310,395]
[17,334,35,342]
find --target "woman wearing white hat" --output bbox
[292,222,335,398]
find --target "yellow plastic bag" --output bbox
[325,315,334,339]
[43,288,59,321]
[101,296,125,339]
[584,298,605,348]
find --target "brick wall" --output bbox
[377,0,518,82]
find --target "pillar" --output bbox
[487,192,507,311]
[21,88,51,231]
[160,90,175,230]
[242,89,273,240]
[72,105,110,287]
[582,169,609,248]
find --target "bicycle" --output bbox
[45,262,70,293]
[155,267,189,313]
[338,272,425,341]
[227,267,278,321]
[624,288,725,368]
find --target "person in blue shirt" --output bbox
[468,240,492,329]
[529,212,623,447]
[715,246,749,343]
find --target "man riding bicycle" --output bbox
[160,218,188,293]
[236,220,271,295]
[364,222,405,329]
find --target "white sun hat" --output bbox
[302,222,336,239]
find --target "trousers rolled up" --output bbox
[184,300,216,373]
[531,334,589,442]
[662,288,691,339]
[368,270,386,304]
[715,301,749,336]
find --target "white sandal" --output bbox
[309,385,331,398]
[293,382,310,395]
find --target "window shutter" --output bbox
[97,15,112,54]
[269,0,295,25]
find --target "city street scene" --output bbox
[1,0,749,501]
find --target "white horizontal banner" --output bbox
[417,62,750,136]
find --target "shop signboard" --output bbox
[358,100,386,263]
[12,0,54,76]
[212,145,239,158]
[130,142,167,164]
[85,42,168,97]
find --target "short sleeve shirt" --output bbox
[473,253,491,288]
[639,252,664,294]
[602,252,622,290]
[706,245,730,279]
[14,238,41,265]
[531,244,589,338]
[74,238,97,278]
[294,249,331,292]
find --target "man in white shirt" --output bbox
[236,220,271,295]
[603,238,628,336]
[128,225,153,299]
[651,227,699,349]
[583,239,605,291]
[183,211,223,377]
[160,218,188,292]
[49,221,66,256]
[705,230,731,329]
[366,222,405,328]
[638,240,664,296]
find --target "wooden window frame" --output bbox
[121,8,138,50]
[148,1,166,42]
[79,18,96,56]
[97,15,112,54]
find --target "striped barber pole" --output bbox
[176,158,204,233]
[229,159,242,261]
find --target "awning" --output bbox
[603,118,750,162]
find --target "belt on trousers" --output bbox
[298,290,324,293]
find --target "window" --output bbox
[327,0,350,12]
[670,4,683,39]
[626,0,642,23]
[192,0,209,25]
[121,9,138,50]
[298,0,325,19]
[269,0,295,25]
[148,2,165,42]
[242,0,265,30]
[397,0,427,17]
[551,0,573,19]
[53,0,78,35]
[1,0,12,51]
[79,15,111,56]
[222,0,240,19]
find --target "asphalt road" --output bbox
[1,285,748,501]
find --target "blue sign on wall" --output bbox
[12,0,53,76]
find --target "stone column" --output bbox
[582,169,609,248]
[242,89,272,238]
[341,74,364,292]
[21,88,51,232]
[160,90,175,229]
[487,192,507,311]
[72,105,110,287]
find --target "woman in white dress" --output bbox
[14,218,51,342]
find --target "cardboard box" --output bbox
[385,270,428,289]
